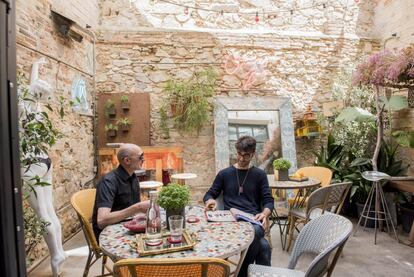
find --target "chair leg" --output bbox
[101,255,107,275]
[287,216,297,252]
[83,250,94,277]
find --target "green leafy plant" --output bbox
[117,117,131,132]
[105,123,118,137]
[120,95,129,103]
[117,117,131,126]
[157,183,190,210]
[313,133,346,182]
[161,68,217,134]
[104,99,116,118]
[272,158,291,170]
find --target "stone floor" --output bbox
[29,220,414,277]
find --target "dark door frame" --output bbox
[0,0,26,276]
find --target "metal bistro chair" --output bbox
[113,257,231,277]
[287,182,352,251]
[248,214,353,277]
[70,189,112,277]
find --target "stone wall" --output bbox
[101,0,375,37]
[16,0,98,267]
[373,0,414,49]
[95,29,379,201]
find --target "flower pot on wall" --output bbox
[119,124,130,132]
[106,129,117,138]
[121,102,130,110]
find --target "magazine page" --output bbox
[229,208,263,227]
[205,210,236,222]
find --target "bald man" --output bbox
[92,144,150,241]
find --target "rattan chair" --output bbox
[113,257,231,277]
[287,167,333,206]
[287,182,352,251]
[71,189,112,277]
[248,214,353,277]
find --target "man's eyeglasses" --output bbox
[237,152,253,159]
[139,153,145,161]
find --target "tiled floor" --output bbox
[29,220,414,277]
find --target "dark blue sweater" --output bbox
[203,166,274,215]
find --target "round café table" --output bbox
[266,175,321,250]
[139,181,163,201]
[170,173,197,185]
[99,205,254,276]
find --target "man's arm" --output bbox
[97,201,149,229]
[203,171,224,210]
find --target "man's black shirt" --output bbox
[203,166,274,215]
[92,165,140,241]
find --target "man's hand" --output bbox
[204,199,217,211]
[134,200,150,213]
[254,208,271,230]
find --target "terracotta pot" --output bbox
[121,102,130,110]
[106,106,116,117]
[119,124,130,132]
[107,129,117,138]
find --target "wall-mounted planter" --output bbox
[119,124,130,132]
[106,129,117,138]
[121,102,130,110]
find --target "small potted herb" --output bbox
[117,117,131,132]
[120,95,130,110]
[273,158,291,181]
[105,123,118,138]
[157,183,190,229]
[104,99,116,118]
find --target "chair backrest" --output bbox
[306,182,352,218]
[287,214,353,277]
[297,166,333,187]
[70,189,100,254]
[113,257,231,277]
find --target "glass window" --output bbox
[228,124,269,167]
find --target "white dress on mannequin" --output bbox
[20,58,66,277]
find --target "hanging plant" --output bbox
[120,95,130,110]
[105,123,118,137]
[104,99,116,118]
[160,68,218,135]
[117,117,131,132]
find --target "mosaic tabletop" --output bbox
[99,205,254,260]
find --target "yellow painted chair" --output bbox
[287,166,333,206]
[113,257,231,277]
[71,189,112,277]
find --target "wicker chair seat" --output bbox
[248,264,305,277]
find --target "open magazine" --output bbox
[205,208,263,228]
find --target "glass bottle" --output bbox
[145,190,163,246]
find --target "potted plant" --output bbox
[104,99,116,118]
[105,123,118,138]
[120,95,130,110]
[273,158,291,181]
[157,183,190,229]
[117,117,131,132]
[160,68,217,135]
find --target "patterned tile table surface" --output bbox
[99,205,255,260]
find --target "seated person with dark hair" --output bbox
[203,136,274,277]
[92,143,150,241]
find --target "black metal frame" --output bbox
[0,0,26,276]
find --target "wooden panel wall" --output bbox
[97,93,150,148]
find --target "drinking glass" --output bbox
[168,215,184,243]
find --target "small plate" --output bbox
[289,176,309,182]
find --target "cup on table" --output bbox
[168,215,184,243]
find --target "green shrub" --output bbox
[157,183,190,210]
[272,158,291,170]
